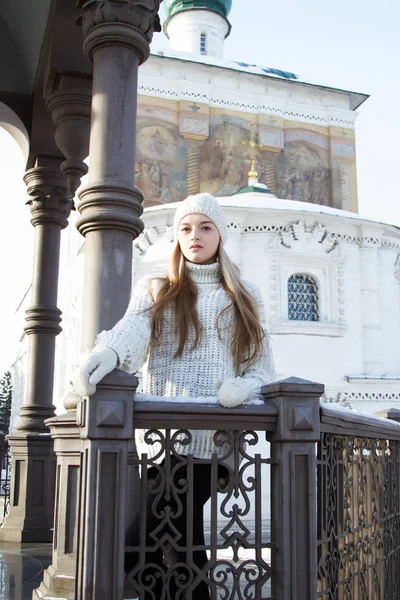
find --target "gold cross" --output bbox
[242,122,262,179]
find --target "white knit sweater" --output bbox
[97,262,275,459]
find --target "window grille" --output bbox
[288,274,319,321]
[200,33,207,55]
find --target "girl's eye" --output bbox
[202,226,211,231]
[181,227,191,232]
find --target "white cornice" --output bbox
[138,73,358,128]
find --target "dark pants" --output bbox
[125,456,227,599]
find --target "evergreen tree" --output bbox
[0,371,12,435]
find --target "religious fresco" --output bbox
[199,115,267,197]
[276,139,331,206]
[135,118,188,207]
[134,107,351,210]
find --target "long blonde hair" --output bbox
[147,243,264,372]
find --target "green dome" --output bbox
[164,0,232,20]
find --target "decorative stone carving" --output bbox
[291,406,314,431]
[270,221,339,255]
[337,259,346,327]
[344,390,400,404]
[394,254,400,282]
[132,225,174,273]
[320,392,353,409]
[269,257,279,323]
[76,0,162,41]
[76,0,162,63]
[25,167,72,227]
[97,398,125,427]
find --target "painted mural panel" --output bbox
[134,101,351,210]
[275,130,332,206]
[199,115,267,197]
[135,116,188,207]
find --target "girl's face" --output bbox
[177,213,220,264]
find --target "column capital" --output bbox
[76,0,162,63]
[24,166,72,228]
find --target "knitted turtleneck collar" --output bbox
[186,260,220,284]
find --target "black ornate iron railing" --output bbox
[0,434,10,524]
[317,432,400,599]
[41,376,400,600]
[125,427,273,600]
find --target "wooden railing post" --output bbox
[263,377,324,600]
[75,370,137,600]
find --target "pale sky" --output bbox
[0,0,399,374]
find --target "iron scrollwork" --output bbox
[125,427,272,599]
[317,432,400,599]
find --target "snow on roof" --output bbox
[144,193,400,232]
[150,49,369,110]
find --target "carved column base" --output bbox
[16,403,57,433]
[32,411,82,600]
[0,434,56,543]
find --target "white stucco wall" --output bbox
[165,10,229,58]
[130,193,400,415]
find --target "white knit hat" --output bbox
[173,193,227,245]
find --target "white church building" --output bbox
[9,0,400,431]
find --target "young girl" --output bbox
[72,193,275,599]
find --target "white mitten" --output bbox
[71,346,118,397]
[214,377,250,408]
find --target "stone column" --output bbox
[76,0,162,349]
[264,377,323,600]
[360,226,383,375]
[0,160,72,543]
[27,86,92,595]
[72,2,162,599]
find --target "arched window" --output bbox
[200,33,207,55]
[287,274,319,321]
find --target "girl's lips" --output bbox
[190,245,203,249]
